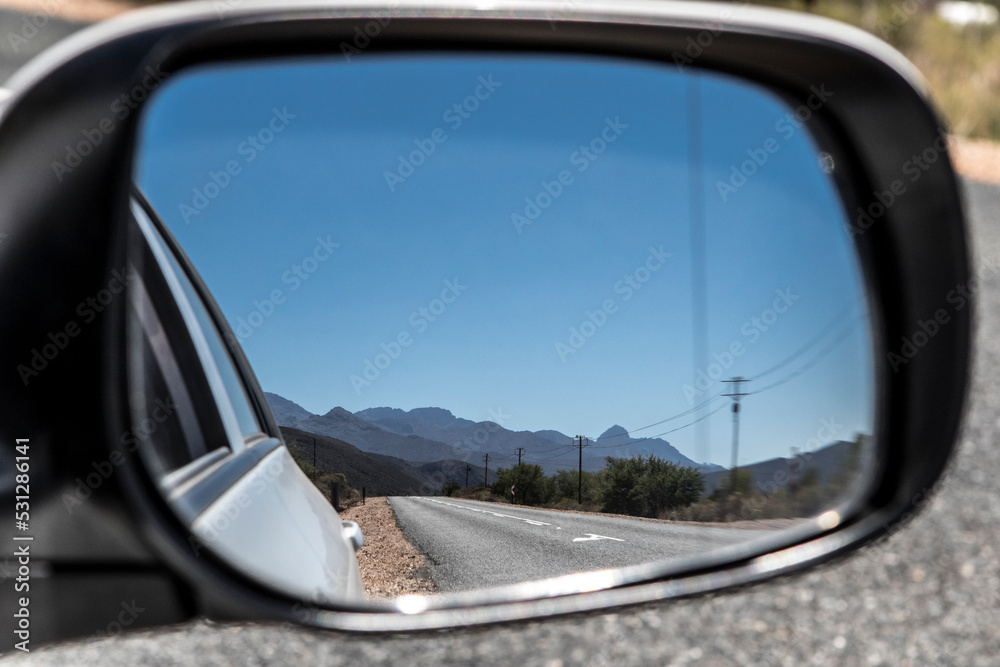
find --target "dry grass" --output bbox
[0,0,139,21]
[766,0,1000,143]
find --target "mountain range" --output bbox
[265,393,722,478]
[270,393,859,499]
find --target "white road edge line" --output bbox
[573,533,625,543]
[421,497,551,526]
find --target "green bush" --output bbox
[491,463,552,505]
[550,468,606,506]
[602,455,704,518]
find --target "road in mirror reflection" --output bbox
[133,52,875,599]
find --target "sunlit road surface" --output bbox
[389,496,778,592]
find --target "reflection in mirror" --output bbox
[131,52,875,603]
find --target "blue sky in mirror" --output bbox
[134,53,872,468]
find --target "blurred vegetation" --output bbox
[452,437,862,524]
[664,439,862,522]
[106,0,1000,141]
[452,455,705,518]
[288,447,361,508]
[758,0,1000,140]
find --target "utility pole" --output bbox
[465,464,471,487]
[722,376,749,492]
[312,438,317,468]
[574,435,588,504]
[515,447,525,466]
[483,453,489,486]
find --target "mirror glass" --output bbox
[131,52,876,604]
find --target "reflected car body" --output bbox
[128,192,365,604]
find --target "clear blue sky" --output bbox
[135,53,873,467]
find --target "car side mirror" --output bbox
[0,0,970,645]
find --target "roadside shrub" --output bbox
[602,455,704,518]
[491,463,552,505]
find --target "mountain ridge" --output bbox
[267,393,725,474]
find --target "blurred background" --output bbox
[2,0,998,180]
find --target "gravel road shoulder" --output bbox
[338,497,436,599]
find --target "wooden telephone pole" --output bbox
[722,376,749,491]
[574,435,589,503]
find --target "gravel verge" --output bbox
[338,496,436,599]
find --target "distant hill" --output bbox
[279,426,425,496]
[369,454,499,490]
[593,424,723,472]
[267,393,721,476]
[355,406,579,457]
[296,406,484,464]
[700,440,858,497]
[266,392,315,427]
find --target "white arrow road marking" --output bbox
[573,533,624,543]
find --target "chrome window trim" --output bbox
[131,199,250,453]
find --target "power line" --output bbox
[525,442,579,455]
[595,305,860,447]
[588,401,729,450]
[747,303,858,382]
[522,445,578,462]
[750,319,858,396]
[595,392,726,440]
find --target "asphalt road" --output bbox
[390,497,773,591]
[3,9,1000,667]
